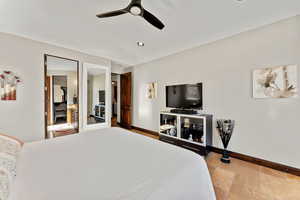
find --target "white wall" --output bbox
[0,32,118,142]
[111,62,127,74]
[132,16,300,168]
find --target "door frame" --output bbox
[44,54,80,139]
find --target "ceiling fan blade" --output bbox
[142,9,165,30]
[96,9,128,18]
[129,0,141,6]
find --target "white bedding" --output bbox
[11,128,216,200]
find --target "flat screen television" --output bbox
[166,83,203,109]
[99,90,105,104]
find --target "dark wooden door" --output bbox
[46,76,51,125]
[120,72,132,129]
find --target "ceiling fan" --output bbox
[96,0,165,30]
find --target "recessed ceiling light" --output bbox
[137,42,145,47]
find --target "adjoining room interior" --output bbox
[52,75,67,124]
[45,55,79,138]
[0,1,299,200]
[111,73,120,127]
[82,62,111,129]
[86,68,106,125]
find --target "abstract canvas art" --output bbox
[0,71,21,101]
[147,82,157,99]
[253,65,298,98]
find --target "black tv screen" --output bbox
[99,90,105,104]
[166,83,203,109]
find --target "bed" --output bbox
[10,127,216,200]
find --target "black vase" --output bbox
[216,119,235,164]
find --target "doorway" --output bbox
[52,76,68,124]
[111,73,120,127]
[120,72,132,129]
[44,55,79,138]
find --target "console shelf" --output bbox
[159,111,213,156]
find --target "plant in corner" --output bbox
[216,119,235,164]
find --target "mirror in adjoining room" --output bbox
[45,55,79,138]
[83,63,110,128]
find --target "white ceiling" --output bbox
[1,0,300,66]
[88,68,106,76]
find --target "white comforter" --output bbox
[12,128,216,200]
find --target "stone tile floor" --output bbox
[131,128,300,200]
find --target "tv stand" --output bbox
[170,109,197,115]
[159,111,213,156]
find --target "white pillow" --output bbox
[0,134,23,200]
[0,168,10,200]
[0,134,23,157]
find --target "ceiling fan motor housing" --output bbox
[129,6,142,16]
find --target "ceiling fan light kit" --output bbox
[96,0,165,30]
